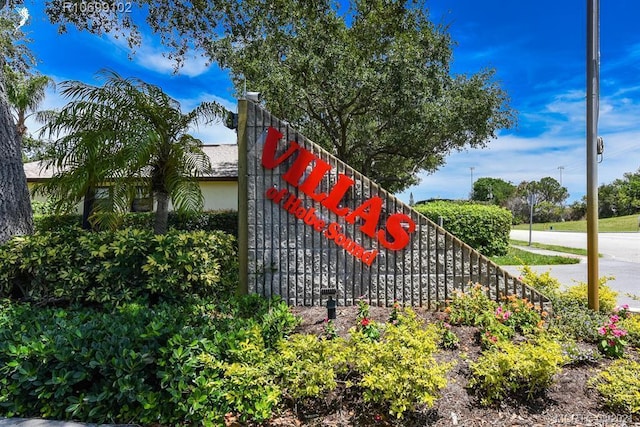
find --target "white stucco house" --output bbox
[23,144,239,213]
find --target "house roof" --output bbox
[24,144,239,182]
[202,144,238,180]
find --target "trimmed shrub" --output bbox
[414,201,512,256]
[33,210,239,236]
[348,309,453,417]
[0,228,238,305]
[468,336,566,405]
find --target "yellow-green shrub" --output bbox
[589,359,640,414]
[561,276,618,313]
[519,265,560,298]
[619,313,640,347]
[349,309,453,417]
[276,334,349,399]
[468,337,566,405]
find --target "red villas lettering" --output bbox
[261,127,416,251]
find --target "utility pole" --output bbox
[586,0,600,311]
[558,166,564,186]
[469,167,475,197]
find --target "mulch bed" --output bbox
[258,305,640,427]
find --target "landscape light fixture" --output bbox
[320,288,337,320]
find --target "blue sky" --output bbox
[22,0,640,204]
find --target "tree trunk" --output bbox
[153,191,169,235]
[0,67,33,244]
[82,186,95,230]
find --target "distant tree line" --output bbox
[471,176,569,224]
[597,168,640,218]
[471,168,640,224]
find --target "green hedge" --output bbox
[0,297,299,424]
[414,201,512,256]
[34,210,239,237]
[0,228,238,305]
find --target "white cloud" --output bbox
[103,31,211,78]
[397,84,640,205]
[190,123,237,145]
[136,50,210,78]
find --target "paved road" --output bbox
[510,230,640,263]
[508,230,640,308]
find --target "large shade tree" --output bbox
[471,177,516,206]
[0,6,34,243]
[37,70,224,234]
[46,0,515,193]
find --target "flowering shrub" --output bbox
[499,294,547,335]
[597,314,628,358]
[388,300,402,326]
[356,298,381,341]
[445,284,497,327]
[322,319,338,340]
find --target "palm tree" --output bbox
[4,66,53,139]
[38,70,225,233]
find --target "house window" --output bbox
[94,186,112,210]
[131,186,153,212]
[93,185,153,212]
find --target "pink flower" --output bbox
[610,315,620,323]
[598,326,607,335]
[612,328,627,338]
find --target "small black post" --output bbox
[320,288,337,320]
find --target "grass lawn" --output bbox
[512,214,639,232]
[491,246,580,266]
[509,239,590,256]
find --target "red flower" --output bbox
[361,317,370,327]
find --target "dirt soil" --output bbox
[258,305,639,427]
